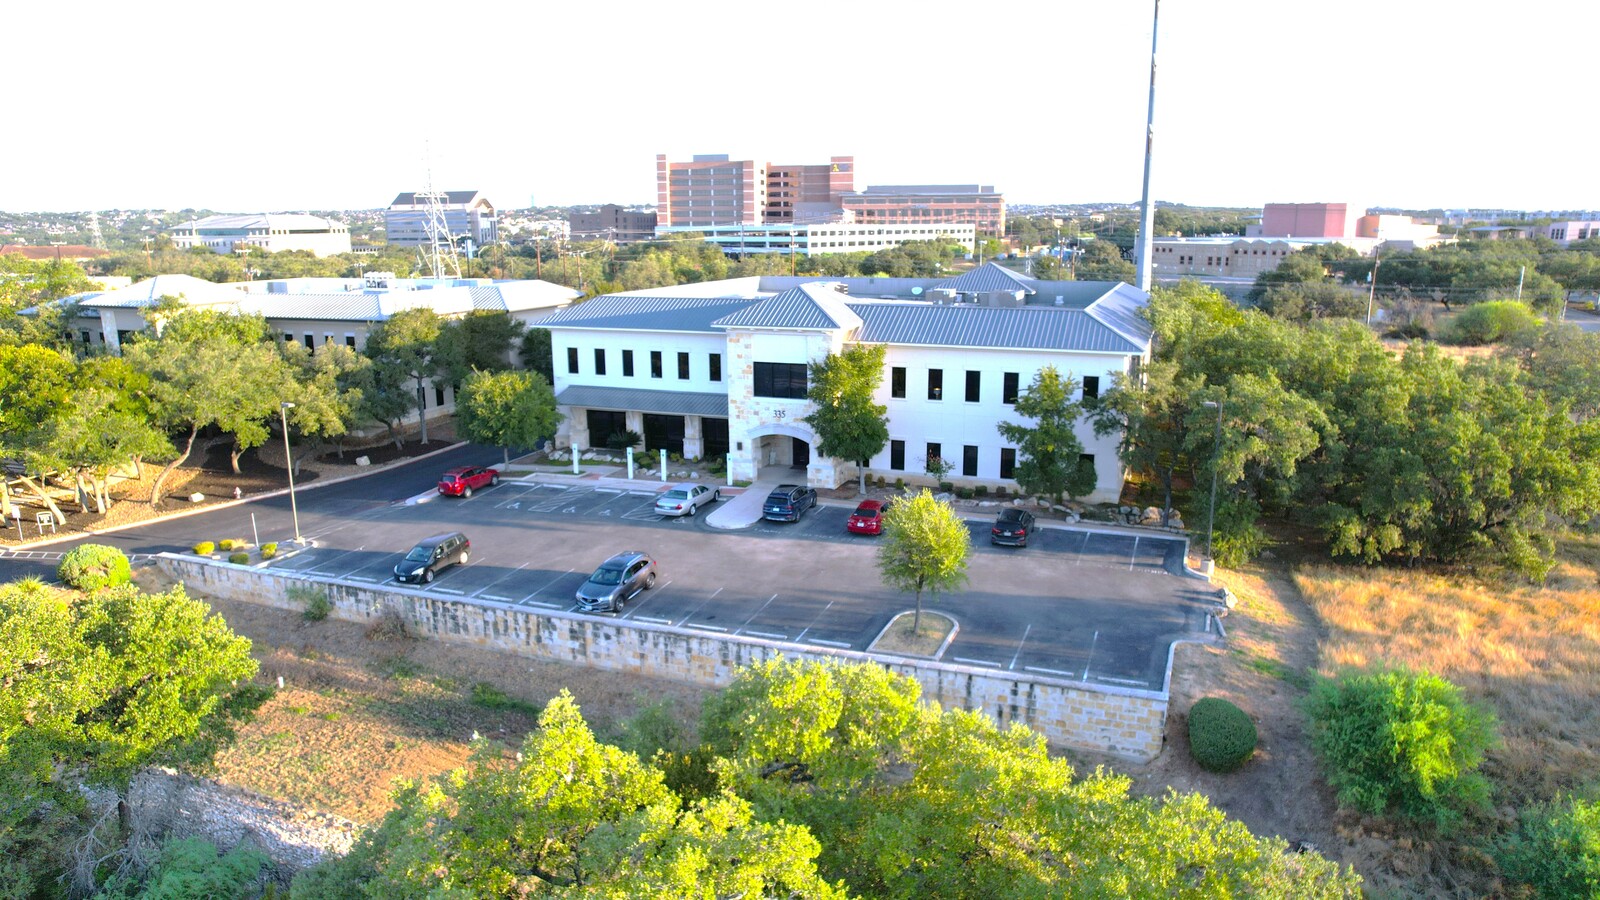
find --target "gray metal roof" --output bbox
[849,302,1147,354]
[73,274,247,309]
[1084,283,1155,348]
[467,281,581,313]
[536,295,755,332]
[933,262,1036,294]
[711,283,862,331]
[555,384,728,418]
[390,190,485,206]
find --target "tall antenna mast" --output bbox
[417,147,461,279]
[87,211,107,250]
[1135,0,1160,292]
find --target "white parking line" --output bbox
[684,623,728,633]
[1095,675,1149,687]
[1082,630,1100,680]
[952,656,1002,668]
[346,575,379,583]
[736,594,780,632]
[520,599,564,610]
[481,594,513,602]
[793,599,835,643]
[520,567,574,603]
[635,616,673,625]
[808,638,851,649]
[744,630,788,640]
[1129,535,1141,570]
[1007,623,1033,671]
[1023,665,1077,678]
[471,561,531,598]
[433,587,465,595]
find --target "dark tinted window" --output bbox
[650,351,663,378]
[753,362,808,399]
[965,370,980,403]
[890,439,905,471]
[1082,375,1100,401]
[1003,372,1019,404]
[709,353,722,382]
[567,347,579,374]
[962,445,978,477]
[927,369,943,400]
[593,348,606,375]
[678,352,690,380]
[1000,447,1016,479]
[891,366,906,399]
[623,350,635,377]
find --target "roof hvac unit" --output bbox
[930,288,958,304]
[980,290,1025,308]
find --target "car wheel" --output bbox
[615,597,625,613]
[490,475,500,486]
[688,502,696,517]
[460,551,469,565]
[463,486,472,498]
[712,490,720,502]
[423,569,434,583]
[645,572,657,589]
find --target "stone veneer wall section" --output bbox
[157,556,1168,760]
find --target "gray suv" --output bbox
[575,551,657,613]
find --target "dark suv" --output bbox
[762,484,818,522]
[394,532,470,583]
[990,508,1036,547]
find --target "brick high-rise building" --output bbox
[655,154,767,228]
[840,184,1005,234]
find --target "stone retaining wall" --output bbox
[157,555,1169,760]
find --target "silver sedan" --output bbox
[654,483,719,517]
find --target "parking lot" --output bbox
[265,480,1215,691]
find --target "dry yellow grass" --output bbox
[1294,542,1600,804]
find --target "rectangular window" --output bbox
[1079,453,1095,482]
[965,370,981,403]
[678,351,690,380]
[303,333,314,350]
[344,333,356,348]
[567,347,579,374]
[1003,372,1019,404]
[962,445,978,477]
[284,332,294,344]
[752,362,808,399]
[1000,448,1016,479]
[891,366,906,399]
[1081,375,1100,401]
[323,333,333,345]
[927,368,943,401]
[593,348,606,375]
[623,349,635,377]
[435,386,446,406]
[926,443,942,472]
[80,330,91,345]
[709,353,722,382]
[650,350,663,378]
[890,440,905,471]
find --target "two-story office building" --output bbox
[538,263,1151,503]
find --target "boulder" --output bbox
[187,492,205,503]
[354,455,370,467]
[1144,506,1162,520]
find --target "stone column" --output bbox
[624,410,645,447]
[683,415,704,459]
[559,408,588,451]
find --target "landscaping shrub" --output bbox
[261,542,278,559]
[938,481,954,493]
[1305,667,1497,828]
[218,538,237,551]
[1447,299,1541,345]
[955,487,973,499]
[975,485,988,497]
[192,541,215,556]
[1496,794,1600,899]
[1187,697,1258,772]
[228,552,250,565]
[288,584,332,622]
[56,543,130,591]
[894,477,905,491]
[604,429,643,450]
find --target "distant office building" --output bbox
[1248,202,1354,239]
[1469,220,1600,247]
[766,157,855,223]
[841,184,1006,234]
[385,191,498,248]
[656,154,769,228]
[655,222,975,257]
[1147,235,1381,279]
[1354,214,1448,249]
[569,204,658,242]
[170,214,352,256]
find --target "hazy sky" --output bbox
[9,0,1598,213]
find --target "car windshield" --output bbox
[999,511,1024,524]
[588,566,625,586]
[853,505,878,517]
[663,490,687,500]
[404,546,433,562]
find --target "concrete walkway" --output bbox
[704,470,790,530]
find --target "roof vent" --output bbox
[1054,296,1064,306]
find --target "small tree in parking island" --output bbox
[996,365,1096,502]
[877,489,970,630]
[803,344,890,495]
[457,369,562,466]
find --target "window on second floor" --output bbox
[1003,372,1020,404]
[709,353,722,382]
[567,347,579,374]
[891,366,906,399]
[623,349,635,377]
[927,368,943,401]
[678,352,690,380]
[965,370,981,403]
[753,362,808,399]
[1081,375,1100,402]
[593,348,606,376]
[650,350,663,378]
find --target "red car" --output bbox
[846,499,895,535]
[437,465,499,497]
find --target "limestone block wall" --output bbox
[158,555,1168,760]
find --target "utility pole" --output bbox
[1135,0,1160,292]
[1516,264,1525,301]
[1365,250,1382,325]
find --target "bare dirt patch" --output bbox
[134,568,709,826]
[870,610,955,657]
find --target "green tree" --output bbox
[1305,668,1497,829]
[1497,794,1600,900]
[279,341,370,473]
[456,369,561,465]
[877,489,970,630]
[803,344,890,495]
[434,311,526,387]
[363,307,443,444]
[996,365,1096,502]
[519,327,554,383]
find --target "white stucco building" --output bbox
[170,214,352,256]
[538,263,1152,503]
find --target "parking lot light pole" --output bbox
[1201,400,1223,564]
[280,401,303,545]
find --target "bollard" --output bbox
[573,447,580,475]
[659,449,667,482]
[627,446,634,480]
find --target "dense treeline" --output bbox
[1096,281,1600,579]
